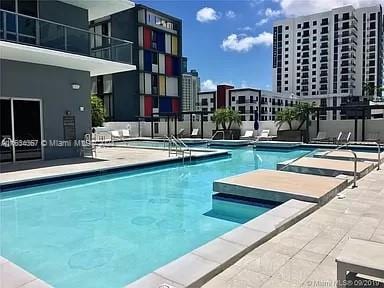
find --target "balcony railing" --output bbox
[0,9,133,64]
[235,100,257,104]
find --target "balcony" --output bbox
[0,9,135,76]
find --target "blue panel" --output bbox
[144,50,152,72]
[159,97,172,112]
[172,57,180,76]
[157,31,165,52]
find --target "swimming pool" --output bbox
[0,147,310,287]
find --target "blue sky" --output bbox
[136,0,382,91]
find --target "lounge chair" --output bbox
[335,132,351,145]
[240,130,254,140]
[256,129,276,141]
[191,128,199,138]
[311,131,329,143]
[121,129,130,139]
[336,238,384,288]
[177,128,185,138]
[110,130,121,141]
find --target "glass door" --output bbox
[0,99,13,162]
[13,100,42,161]
[0,98,42,162]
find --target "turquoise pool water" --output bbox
[0,147,309,288]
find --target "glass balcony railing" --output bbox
[0,9,132,64]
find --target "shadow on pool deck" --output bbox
[0,157,105,173]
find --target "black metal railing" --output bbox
[0,9,133,64]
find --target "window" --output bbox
[313,20,317,26]
[18,0,38,17]
[1,0,16,11]
[152,52,158,65]
[297,23,301,29]
[370,13,376,21]
[285,26,289,30]
[321,18,328,25]
[342,13,349,21]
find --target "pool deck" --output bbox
[213,170,349,204]
[0,256,51,288]
[202,163,384,288]
[0,146,227,187]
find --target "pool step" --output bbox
[313,150,384,165]
[277,157,375,178]
[213,169,349,205]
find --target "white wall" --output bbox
[103,119,384,141]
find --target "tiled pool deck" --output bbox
[202,163,384,288]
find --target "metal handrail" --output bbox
[321,148,358,188]
[1,9,133,64]
[171,136,192,164]
[278,149,319,172]
[1,9,133,44]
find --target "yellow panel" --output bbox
[172,36,178,55]
[159,75,165,95]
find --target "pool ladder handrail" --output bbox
[170,135,192,164]
[278,146,358,189]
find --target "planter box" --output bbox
[276,130,307,142]
[212,129,241,140]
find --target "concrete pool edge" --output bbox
[0,149,229,190]
[0,256,52,288]
[125,199,317,288]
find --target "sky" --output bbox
[136,0,383,91]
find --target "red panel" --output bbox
[172,98,179,113]
[143,27,151,49]
[165,55,173,76]
[144,95,153,116]
[216,84,234,109]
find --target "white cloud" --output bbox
[221,32,273,52]
[276,0,383,17]
[265,8,282,17]
[238,26,253,31]
[226,10,236,19]
[201,80,217,91]
[256,7,282,26]
[256,18,269,26]
[196,7,220,23]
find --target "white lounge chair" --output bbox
[336,238,384,288]
[240,130,254,139]
[191,128,199,138]
[110,130,121,141]
[121,129,130,139]
[311,131,329,143]
[256,129,275,141]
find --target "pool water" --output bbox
[0,147,309,288]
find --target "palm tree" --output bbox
[212,108,242,131]
[295,102,314,130]
[275,108,296,131]
[363,82,376,99]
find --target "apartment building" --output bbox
[0,0,136,162]
[182,69,200,112]
[197,85,296,121]
[273,5,383,101]
[90,5,183,121]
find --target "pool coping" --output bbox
[125,199,317,288]
[0,149,229,190]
